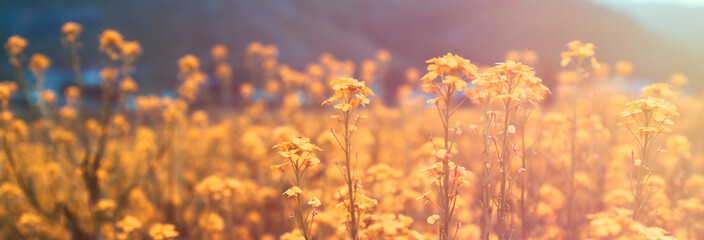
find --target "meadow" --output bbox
[1,22,702,240]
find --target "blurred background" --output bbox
[2,0,703,101]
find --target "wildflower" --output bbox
[113,114,130,133]
[421,53,478,93]
[620,97,678,136]
[59,106,77,120]
[28,53,51,74]
[641,83,676,99]
[274,136,322,166]
[121,40,142,63]
[405,68,420,84]
[283,186,303,197]
[100,67,119,85]
[435,149,448,159]
[190,110,208,126]
[376,49,391,63]
[98,29,124,57]
[275,136,322,239]
[120,77,139,94]
[5,35,27,56]
[17,213,42,233]
[41,90,57,104]
[669,73,688,86]
[427,214,440,224]
[560,40,596,67]
[61,22,82,41]
[117,216,142,233]
[148,223,179,240]
[178,54,200,76]
[467,60,549,105]
[322,77,374,112]
[199,213,224,232]
[621,96,678,220]
[211,44,229,62]
[240,83,255,99]
[64,86,80,102]
[215,63,233,80]
[615,61,633,77]
[308,196,321,208]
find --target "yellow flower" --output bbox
[240,83,255,99]
[307,196,321,208]
[421,53,478,93]
[641,83,676,99]
[41,90,57,104]
[615,61,633,77]
[28,53,51,74]
[61,22,83,41]
[322,77,374,112]
[117,216,142,233]
[560,40,596,67]
[59,106,77,120]
[100,67,119,85]
[669,73,688,86]
[283,186,303,197]
[468,60,549,105]
[426,214,440,224]
[215,62,233,81]
[178,54,200,75]
[210,44,229,62]
[120,77,139,94]
[98,29,124,51]
[148,223,179,240]
[97,199,116,211]
[620,97,678,136]
[435,149,448,159]
[274,136,322,168]
[121,40,143,63]
[64,86,80,102]
[5,35,27,56]
[199,213,224,232]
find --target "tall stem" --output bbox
[520,108,528,239]
[633,140,649,220]
[68,41,92,151]
[11,57,39,120]
[440,87,453,240]
[498,103,512,240]
[566,60,582,238]
[481,102,493,240]
[344,111,358,240]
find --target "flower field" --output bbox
[1,22,703,240]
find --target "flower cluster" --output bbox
[4,35,27,56]
[272,136,323,172]
[322,77,374,112]
[421,53,478,94]
[560,40,597,67]
[148,223,179,240]
[467,60,549,105]
[273,136,323,240]
[620,97,678,137]
[586,208,677,239]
